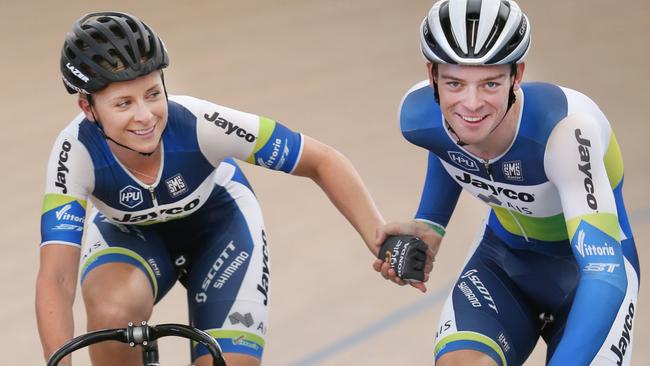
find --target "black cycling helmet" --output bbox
[420,0,530,65]
[61,11,169,94]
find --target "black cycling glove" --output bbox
[377,235,428,282]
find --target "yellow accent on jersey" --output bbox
[435,331,507,366]
[42,193,87,214]
[246,117,276,164]
[565,213,620,242]
[203,329,264,347]
[82,247,158,298]
[492,207,568,242]
[604,130,624,188]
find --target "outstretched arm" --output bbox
[291,135,385,252]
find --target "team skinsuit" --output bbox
[410,0,639,365]
[42,12,304,361]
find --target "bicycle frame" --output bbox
[47,322,226,366]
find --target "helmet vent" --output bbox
[109,25,125,39]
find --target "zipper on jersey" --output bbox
[148,186,158,207]
[483,159,530,242]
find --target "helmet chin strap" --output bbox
[88,71,169,157]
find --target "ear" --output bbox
[77,95,95,122]
[513,63,525,91]
[427,63,437,85]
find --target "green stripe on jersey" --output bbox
[42,193,87,213]
[435,331,507,366]
[202,329,264,347]
[81,247,158,299]
[492,207,568,242]
[247,117,276,164]
[604,130,624,188]
[565,213,620,241]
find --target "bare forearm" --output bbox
[310,149,385,252]
[36,274,75,364]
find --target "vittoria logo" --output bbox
[448,151,479,171]
[165,174,188,198]
[119,185,143,208]
[502,160,523,181]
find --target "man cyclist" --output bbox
[374,0,639,365]
[36,12,385,366]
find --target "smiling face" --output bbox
[79,71,168,156]
[430,63,524,152]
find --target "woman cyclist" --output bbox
[36,11,384,366]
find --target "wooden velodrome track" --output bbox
[1,1,647,364]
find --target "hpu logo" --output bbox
[502,160,523,181]
[165,174,188,198]
[119,185,143,208]
[448,151,479,171]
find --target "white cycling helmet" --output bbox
[420,0,531,65]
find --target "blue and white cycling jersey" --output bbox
[41,94,303,245]
[400,81,639,365]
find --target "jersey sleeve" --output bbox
[415,152,462,236]
[182,96,303,173]
[40,129,94,247]
[544,111,627,365]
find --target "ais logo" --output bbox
[119,185,143,208]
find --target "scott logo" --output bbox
[119,185,143,208]
[448,151,479,171]
[611,302,634,365]
[575,129,597,210]
[205,112,256,143]
[55,140,72,194]
[455,173,535,202]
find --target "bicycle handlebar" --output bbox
[47,322,226,366]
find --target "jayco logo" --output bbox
[455,173,535,202]
[205,112,256,143]
[55,140,72,194]
[448,151,479,171]
[575,129,597,210]
[66,62,89,83]
[610,302,634,365]
[119,185,143,208]
[257,230,270,306]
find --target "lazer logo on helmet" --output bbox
[55,140,72,194]
[204,112,256,143]
[575,129,598,210]
[111,198,200,223]
[66,63,89,83]
[455,173,535,202]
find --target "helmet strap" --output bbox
[87,72,169,158]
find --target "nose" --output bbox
[461,87,485,112]
[133,101,154,122]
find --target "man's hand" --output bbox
[373,221,441,292]
[377,235,428,281]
